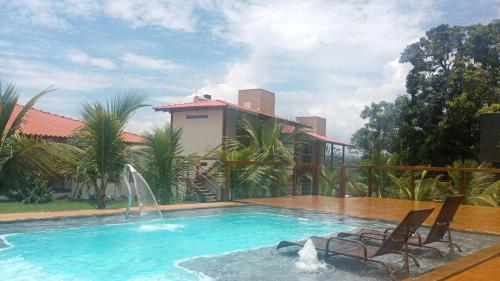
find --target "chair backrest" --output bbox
[375,208,434,256]
[424,195,463,244]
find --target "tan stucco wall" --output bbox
[296,116,326,135]
[172,109,224,156]
[238,89,275,116]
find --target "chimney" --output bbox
[203,94,212,100]
[296,116,326,135]
[238,89,275,115]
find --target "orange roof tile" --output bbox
[9,105,143,143]
[306,131,352,146]
[153,99,300,125]
[153,99,228,111]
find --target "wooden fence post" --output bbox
[338,165,346,198]
[460,171,466,196]
[410,169,415,200]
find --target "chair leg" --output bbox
[448,241,462,255]
[421,245,445,259]
[406,252,421,268]
[446,229,462,256]
[368,259,397,281]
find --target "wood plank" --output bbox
[239,196,500,234]
[0,202,245,222]
[240,195,500,280]
[406,243,500,281]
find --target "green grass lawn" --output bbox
[0,199,192,214]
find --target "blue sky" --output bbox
[0,0,498,141]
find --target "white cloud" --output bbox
[121,52,179,71]
[0,58,111,91]
[104,0,199,32]
[5,0,100,29]
[190,62,258,102]
[66,49,116,69]
[126,111,169,135]
[0,57,180,93]
[190,0,436,141]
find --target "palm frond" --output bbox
[0,135,81,191]
[108,91,148,124]
[0,81,53,148]
[137,125,190,203]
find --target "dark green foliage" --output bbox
[224,116,307,199]
[0,81,81,194]
[137,126,190,204]
[72,92,147,209]
[352,20,500,165]
[8,174,54,204]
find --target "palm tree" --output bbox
[0,82,80,193]
[318,166,340,196]
[138,126,190,204]
[437,160,499,207]
[347,151,394,198]
[75,92,146,209]
[388,170,439,200]
[224,116,306,197]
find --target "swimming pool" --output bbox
[0,207,352,280]
[0,206,499,281]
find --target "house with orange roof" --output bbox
[153,88,353,198]
[10,104,143,144]
[6,105,143,199]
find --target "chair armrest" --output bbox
[326,237,368,259]
[360,231,389,241]
[383,228,395,235]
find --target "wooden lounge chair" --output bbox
[338,195,463,258]
[277,208,434,279]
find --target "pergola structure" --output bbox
[221,136,355,200]
[294,133,354,195]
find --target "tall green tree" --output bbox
[353,20,500,165]
[139,126,190,204]
[75,92,146,209]
[0,82,80,193]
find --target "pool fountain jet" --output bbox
[123,164,163,219]
[295,239,327,272]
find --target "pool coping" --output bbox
[0,202,245,222]
[405,243,500,281]
[1,200,498,280]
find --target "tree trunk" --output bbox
[97,178,106,209]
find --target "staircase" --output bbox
[192,177,218,203]
[192,144,223,203]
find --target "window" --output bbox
[186,114,208,119]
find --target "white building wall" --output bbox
[172,109,224,156]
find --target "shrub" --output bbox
[7,175,54,204]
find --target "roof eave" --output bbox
[152,105,227,112]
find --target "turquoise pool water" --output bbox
[0,211,352,280]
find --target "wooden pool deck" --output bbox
[240,196,500,281]
[0,196,498,280]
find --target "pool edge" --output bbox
[0,202,248,222]
[405,243,500,281]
